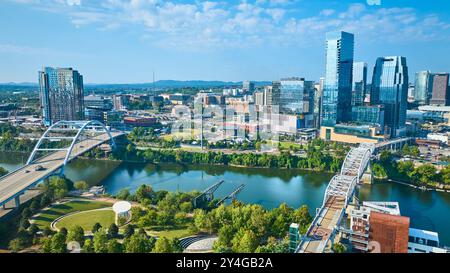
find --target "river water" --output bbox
[1,152,449,246]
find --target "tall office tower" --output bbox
[270,81,281,107]
[414,71,432,105]
[279,77,314,115]
[253,91,265,107]
[322,31,354,126]
[39,67,84,126]
[352,62,368,106]
[242,81,255,94]
[429,73,450,106]
[371,56,409,137]
[263,86,273,106]
[314,78,324,128]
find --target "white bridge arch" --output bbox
[26,120,116,168]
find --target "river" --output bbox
[1,152,450,246]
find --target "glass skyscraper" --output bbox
[352,62,367,106]
[414,70,432,105]
[39,67,84,126]
[371,56,409,137]
[322,31,354,126]
[279,77,314,115]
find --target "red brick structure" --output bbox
[368,212,410,253]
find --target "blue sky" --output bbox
[1,0,449,83]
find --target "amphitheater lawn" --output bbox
[55,209,115,231]
[32,200,111,230]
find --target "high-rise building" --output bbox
[253,91,265,107]
[269,81,281,107]
[429,73,450,106]
[242,81,255,94]
[352,62,368,106]
[39,67,84,126]
[414,71,432,105]
[313,78,324,128]
[279,77,314,115]
[322,31,354,126]
[371,56,409,137]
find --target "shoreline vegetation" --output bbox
[86,138,348,174]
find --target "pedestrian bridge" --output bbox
[0,120,123,209]
[296,143,374,253]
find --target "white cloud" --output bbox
[8,0,450,50]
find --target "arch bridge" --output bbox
[296,144,374,253]
[0,120,123,209]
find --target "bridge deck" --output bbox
[299,196,345,253]
[0,132,122,206]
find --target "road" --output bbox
[0,132,121,207]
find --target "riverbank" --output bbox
[385,179,450,193]
[79,155,337,174]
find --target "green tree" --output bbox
[108,223,119,238]
[123,224,135,238]
[93,229,109,253]
[124,234,154,253]
[332,242,346,253]
[92,222,102,234]
[107,240,124,253]
[116,189,131,200]
[67,225,85,246]
[0,166,8,177]
[152,237,172,253]
[41,237,52,253]
[413,164,438,185]
[82,239,94,253]
[50,232,67,253]
[135,184,154,202]
[231,229,258,253]
[74,181,89,191]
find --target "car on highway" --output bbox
[25,170,30,173]
[34,165,46,171]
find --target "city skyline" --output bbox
[1,0,450,83]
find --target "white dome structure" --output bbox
[112,201,132,225]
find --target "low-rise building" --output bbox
[408,228,447,253]
[124,116,157,128]
[320,124,385,144]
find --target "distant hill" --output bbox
[0,80,271,89]
[85,80,271,89]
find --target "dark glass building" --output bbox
[352,62,367,106]
[371,56,408,137]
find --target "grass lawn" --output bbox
[278,141,302,150]
[146,226,194,239]
[32,200,111,230]
[55,209,115,231]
